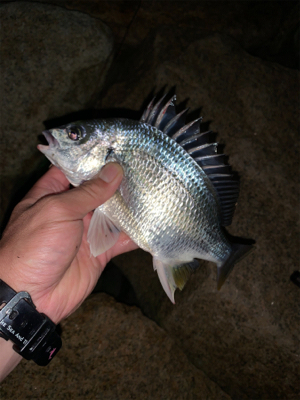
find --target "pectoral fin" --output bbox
[87,207,121,257]
[153,257,199,303]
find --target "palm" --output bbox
[0,165,137,324]
[51,213,135,322]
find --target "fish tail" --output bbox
[217,242,254,290]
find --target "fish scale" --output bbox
[38,94,253,302]
[101,119,229,262]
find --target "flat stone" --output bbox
[0,293,230,400]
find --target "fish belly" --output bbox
[96,122,232,301]
[102,148,231,264]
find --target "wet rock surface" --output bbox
[22,0,299,69]
[0,293,231,400]
[0,1,113,229]
[1,1,299,399]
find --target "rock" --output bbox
[0,2,113,229]
[31,1,299,68]
[0,293,230,400]
[101,27,299,399]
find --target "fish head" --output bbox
[38,120,108,186]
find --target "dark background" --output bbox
[0,2,299,399]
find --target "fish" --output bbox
[38,94,253,303]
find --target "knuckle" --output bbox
[38,195,64,216]
[81,180,104,200]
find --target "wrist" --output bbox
[0,279,62,367]
[0,339,22,382]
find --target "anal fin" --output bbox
[87,206,121,257]
[153,257,199,303]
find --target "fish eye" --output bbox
[67,126,82,141]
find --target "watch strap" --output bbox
[0,279,61,366]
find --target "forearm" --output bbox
[0,339,22,382]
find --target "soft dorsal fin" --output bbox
[141,94,240,226]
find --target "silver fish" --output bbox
[38,94,253,302]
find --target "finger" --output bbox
[24,166,70,203]
[110,232,139,257]
[52,163,123,220]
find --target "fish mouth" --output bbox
[37,130,59,154]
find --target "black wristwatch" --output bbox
[0,279,61,366]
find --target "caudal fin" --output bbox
[217,243,254,290]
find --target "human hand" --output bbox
[0,163,137,324]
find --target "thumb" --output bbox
[55,163,123,219]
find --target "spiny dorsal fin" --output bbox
[163,108,189,137]
[172,118,202,143]
[154,95,177,131]
[140,94,240,226]
[147,95,167,125]
[140,97,156,123]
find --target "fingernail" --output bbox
[99,163,122,183]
